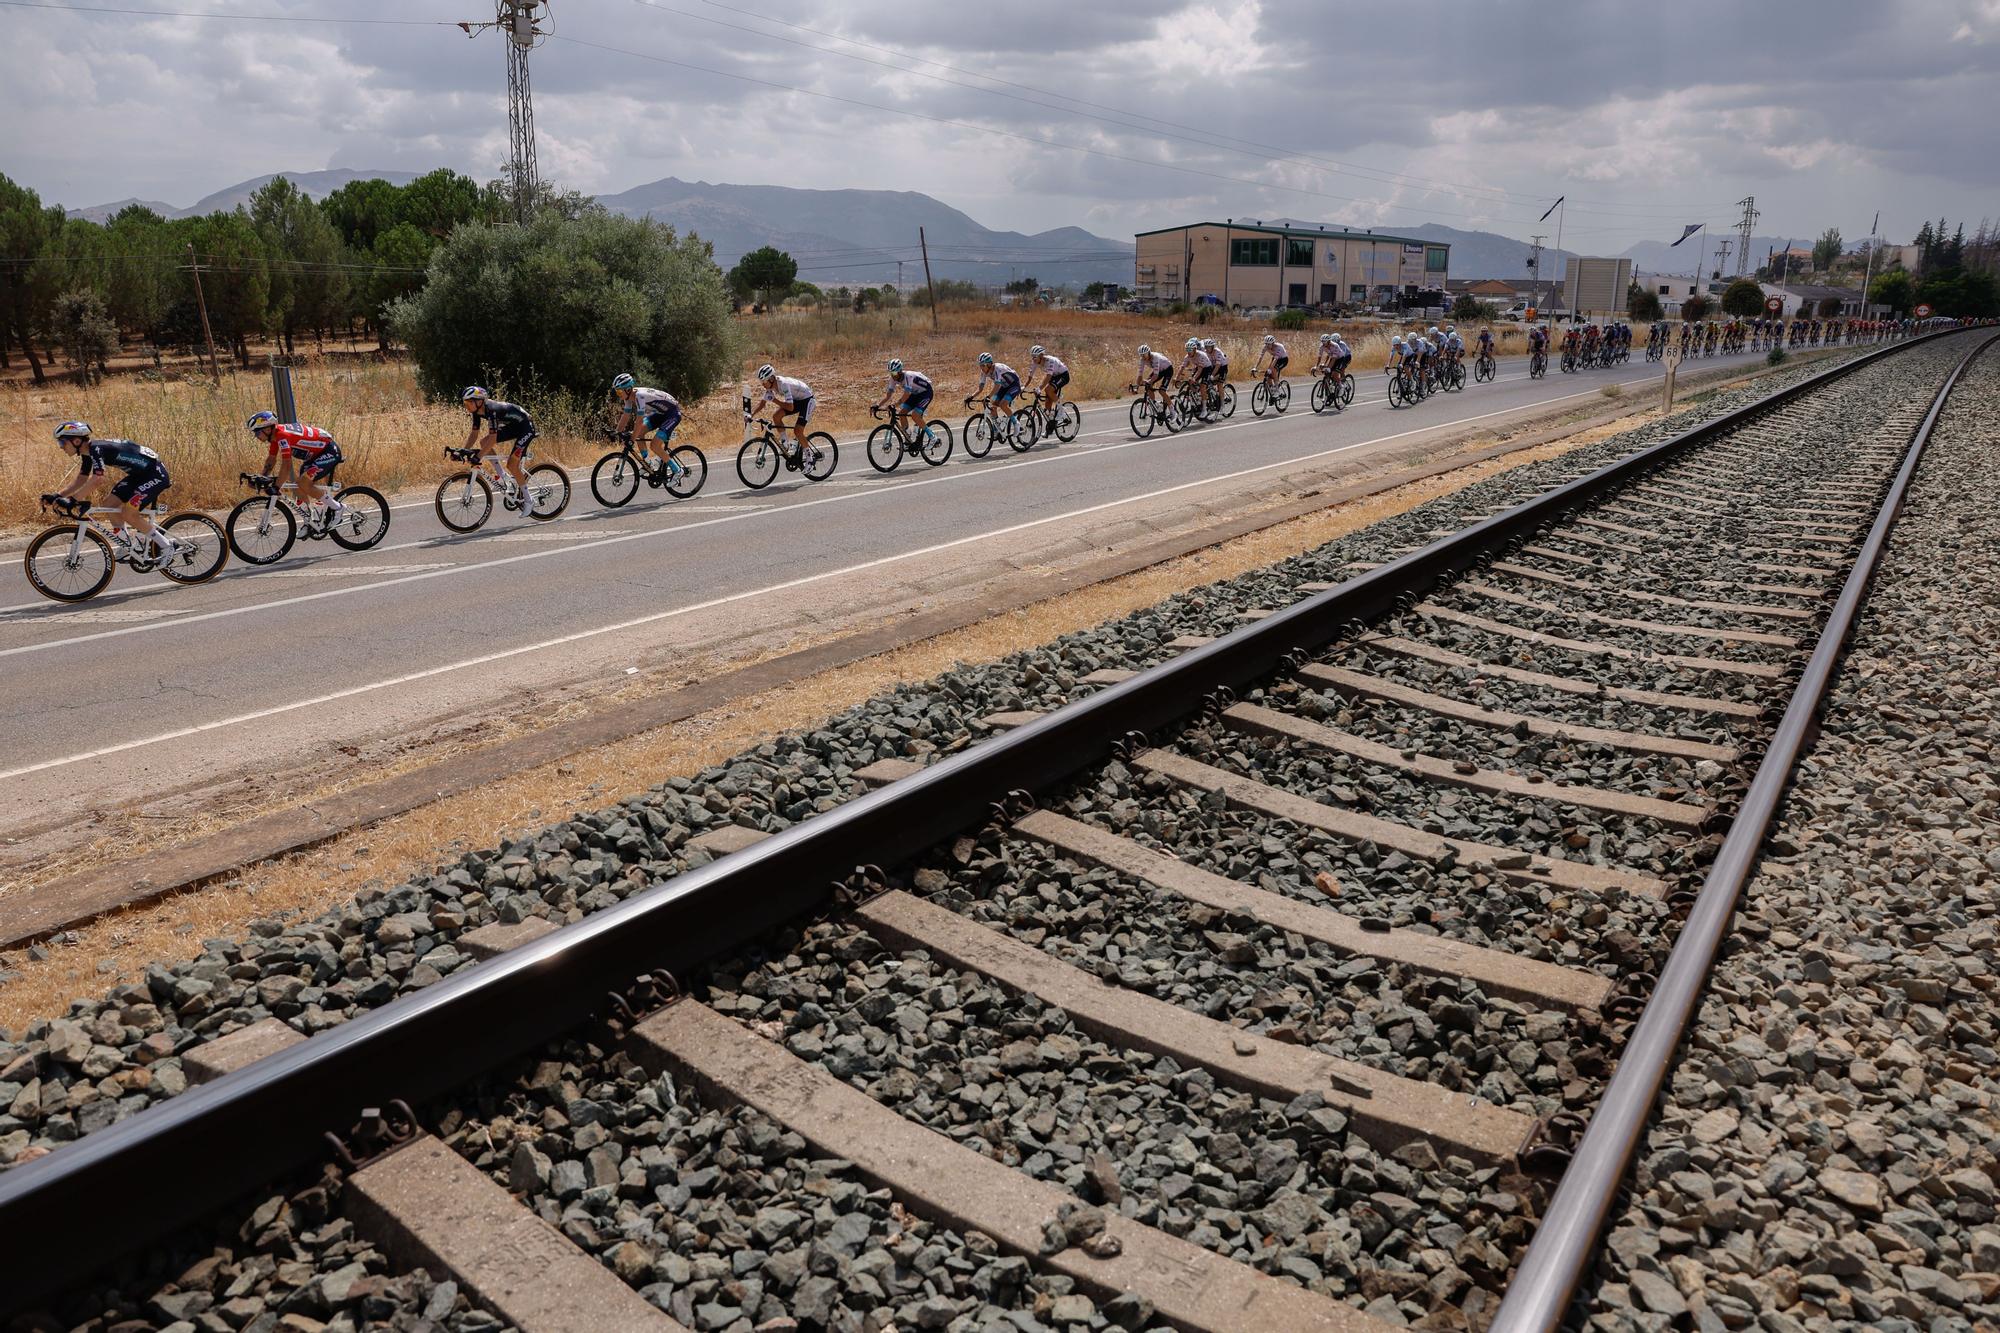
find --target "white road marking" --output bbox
[20,606,197,623]
[493,529,633,542]
[0,381,1619,662]
[0,400,1616,781]
[254,563,458,577]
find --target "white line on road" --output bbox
[0,383,1616,661]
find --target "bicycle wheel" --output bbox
[226,495,296,565]
[522,464,570,522]
[665,446,707,498]
[23,525,114,603]
[1007,410,1039,453]
[737,438,779,489]
[1129,398,1156,438]
[1340,374,1355,407]
[590,450,641,508]
[1250,383,1270,417]
[962,414,994,459]
[918,422,953,466]
[801,432,838,481]
[327,486,389,551]
[434,471,493,532]
[156,513,228,584]
[865,424,904,474]
[1051,403,1080,443]
[1310,377,1334,414]
[1218,383,1237,418]
[1271,380,1290,413]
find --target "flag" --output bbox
[1670,223,1705,247]
[1539,196,1565,222]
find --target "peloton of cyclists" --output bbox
[460,386,544,516]
[42,420,179,562]
[609,373,690,484]
[248,410,350,522]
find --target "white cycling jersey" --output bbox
[1034,354,1069,377]
[1186,349,1212,369]
[629,386,678,416]
[761,375,812,405]
[1263,341,1287,360]
[1140,351,1173,375]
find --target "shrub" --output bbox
[1721,279,1766,317]
[1272,308,1310,330]
[1767,346,1789,366]
[1680,293,1711,323]
[389,212,737,406]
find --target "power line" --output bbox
[0,0,453,23]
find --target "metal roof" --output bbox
[1134,221,1443,249]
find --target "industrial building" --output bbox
[1133,220,1450,309]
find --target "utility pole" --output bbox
[1528,234,1545,310]
[896,259,904,293]
[919,226,939,332]
[460,2,548,221]
[1733,195,1759,276]
[184,242,220,381]
[1713,238,1731,284]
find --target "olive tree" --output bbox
[390,211,737,405]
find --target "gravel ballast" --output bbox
[1582,337,2000,1330]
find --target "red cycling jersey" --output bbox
[266,423,337,460]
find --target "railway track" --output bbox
[2,327,1992,1332]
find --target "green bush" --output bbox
[389,212,737,405]
[1721,279,1766,317]
[1271,308,1310,330]
[1767,346,1789,366]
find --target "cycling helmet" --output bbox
[1428,326,1441,337]
[612,373,637,392]
[887,358,903,374]
[1320,333,1333,344]
[54,420,90,442]
[1185,337,1199,350]
[245,410,279,433]
[460,385,488,403]
[1202,338,1217,349]
[1029,345,1045,358]
[978,352,993,366]
[1263,334,1276,345]
[1391,334,1405,344]
[1137,344,1151,357]
[755,364,775,381]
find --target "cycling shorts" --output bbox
[643,405,683,442]
[1268,356,1288,374]
[990,379,1020,405]
[901,388,933,415]
[506,430,539,458]
[1147,368,1173,387]
[776,394,815,424]
[299,441,342,481]
[1332,355,1351,373]
[1044,370,1069,394]
[111,468,171,508]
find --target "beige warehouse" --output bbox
[1134,220,1450,308]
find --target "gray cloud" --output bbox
[8,0,1996,250]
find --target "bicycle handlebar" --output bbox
[444,446,483,463]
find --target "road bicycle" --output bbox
[434,445,571,532]
[1126,382,1185,437]
[1309,367,1356,413]
[25,495,227,603]
[1529,347,1548,379]
[738,401,837,489]
[1439,357,1467,393]
[1173,378,1236,424]
[590,428,706,508]
[1560,346,1580,373]
[866,406,953,473]
[226,473,390,566]
[962,395,1038,455]
[1473,352,1497,383]
[1249,374,1291,415]
[1385,364,1422,408]
[1021,395,1082,444]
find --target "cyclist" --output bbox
[754,364,816,454]
[1443,325,1465,372]
[460,386,544,517]
[1132,343,1174,413]
[874,358,934,436]
[1474,325,1495,371]
[1328,331,1353,380]
[1410,330,1436,393]
[965,352,1022,422]
[1527,323,1549,372]
[1025,345,1069,418]
[1202,338,1229,416]
[248,409,348,521]
[609,373,690,484]
[1387,334,1413,391]
[1253,333,1288,392]
[43,420,175,559]
[1178,337,1213,418]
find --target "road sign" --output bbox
[1914,303,1933,318]
[1764,296,1783,314]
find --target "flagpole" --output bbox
[1859,210,1880,318]
[1553,198,1565,319]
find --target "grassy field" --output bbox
[0,309,1550,529]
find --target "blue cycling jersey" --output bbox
[77,438,165,479]
[472,399,535,439]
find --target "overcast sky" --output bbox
[9,0,1998,249]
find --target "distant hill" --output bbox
[66,196,178,225]
[1399,223,1578,280]
[66,170,423,222]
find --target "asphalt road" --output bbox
[0,347,1780,821]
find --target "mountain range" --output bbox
[63,168,1825,287]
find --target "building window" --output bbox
[1286,238,1315,268]
[1426,247,1449,273]
[1349,284,1366,302]
[1230,238,1278,267]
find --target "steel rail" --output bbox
[0,328,1961,1313]
[1491,327,1999,1333]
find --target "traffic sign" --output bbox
[1764,296,1783,314]
[1914,303,1933,318]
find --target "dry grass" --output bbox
[0,308,1556,530]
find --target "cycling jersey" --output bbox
[1186,350,1212,371]
[629,387,679,419]
[78,438,170,507]
[1140,351,1173,378]
[892,371,933,396]
[265,423,338,462]
[471,399,535,441]
[762,376,812,406]
[1264,341,1287,362]
[1033,354,1068,378]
